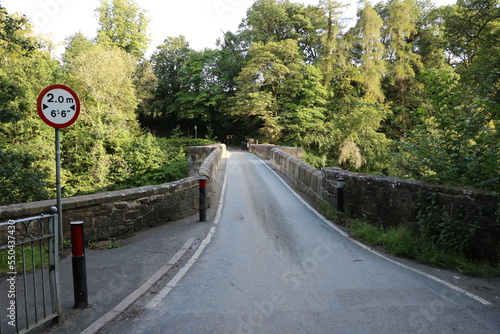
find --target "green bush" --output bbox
[417,198,480,255]
[0,149,49,205]
[104,138,214,192]
[394,69,499,193]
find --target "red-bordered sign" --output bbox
[37,85,80,128]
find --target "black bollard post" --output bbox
[199,178,207,222]
[337,177,344,213]
[71,221,88,308]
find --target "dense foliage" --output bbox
[0,0,498,205]
[0,1,212,204]
[143,0,498,192]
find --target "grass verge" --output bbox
[319,203,499,277]
[0,244,50,275]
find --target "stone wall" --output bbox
[322,167,499,260]
[270,148,322,202]
[322,168,498,226]
[250,144,303,160]
[195,144,226,207]
[0,145,226,242]
[0,179,199,242]
[198,145,226,189]
[188,145,219,176]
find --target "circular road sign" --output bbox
[37,85,80,128]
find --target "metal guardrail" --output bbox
[0,207,61,334]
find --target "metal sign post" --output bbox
[55,128,62,242]
[37,85,80,246]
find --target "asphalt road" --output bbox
[99,150,499,334]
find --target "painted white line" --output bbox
[146,226,217,309]
[80,238,196,334]
[254,155,492,306]
[214,166,228,225]
[347,237,492,305]
[145,162,228,308]
[253,155,348,238]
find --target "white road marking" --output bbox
[145,159,229,308]
[146,227,217,309]
[214,165,228,225]
[81,238,196,334]
[254,154,492,306]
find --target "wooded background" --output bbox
[1,0,498,205]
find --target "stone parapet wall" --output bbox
[198,145,226,188]
[250,144,302,160]
[197,144,226,207]
[322,167,499,260]
[0,178,199,242]
[1,144,226,242]
[270,148,322,202]
[188,145,219,176]
[322,168,499,227]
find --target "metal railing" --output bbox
[0,207,61,334]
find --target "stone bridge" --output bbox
[1,143,498,262]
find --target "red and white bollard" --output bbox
[199,178,207,222]
[71,221,88,308]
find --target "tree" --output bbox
[280,64,328,147]
[150,36,192,124]
[176,49,236,131]
[149,34,243,138]
[443,0,500,102]
[237,0,323,62]
[353,1,387,102]
[0,76,28,123]
[239,0,294,43]
[0,6,43,123]
[230,39,308,141]
[317,0,349,85]
[444,0,499,67]
[96,0,151,58]
[63,33,94,65]
[396,69,499,192]
[0,77,49,204]
[374,0,425,140]
[0,5,38,55]
[413,0,448,70]
[65,43,138,120]
[134,59,158,124]
[0,6,61,203]
[63,42,136,192]
[381,0,422,106]
[61,40,171,194]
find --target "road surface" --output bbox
[99,150,499,334]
